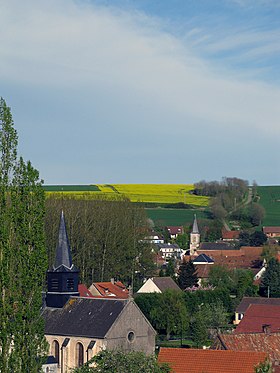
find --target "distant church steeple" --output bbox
[190,214,200,255]
[46,211,79,308]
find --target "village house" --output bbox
[43,212,156,372]
[166,226,184,239]
[263,226,280,239]
[157,243,184,260]
[234,304,280,334]
[234,296,280,325]
[89,279,129,299]
[137,276,180,294]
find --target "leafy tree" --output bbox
[165,258,176,279]
[45,196,155,286]
[150,290,188,340]
[72,350,171,373]
[249,231,267,246]
[177,260,198,290]
[255,359,273,373]
[0,98,47,372]
[260,258,280,297]
[249,203,265,226]
[175,232,189,250]
[190,311,208,347]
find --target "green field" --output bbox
[44,184,209,206]
[145,208,209,226]
[258,186,280,226]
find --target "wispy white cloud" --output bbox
[0,0,279,183]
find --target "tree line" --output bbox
[45,195,155,288]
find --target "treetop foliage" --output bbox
[72,350,171,373]
[0,98,47,372]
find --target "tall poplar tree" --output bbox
[0,98,47,372]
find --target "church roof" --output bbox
[44,297,127,338]
[54,211,74,272]
[192,215,199,234]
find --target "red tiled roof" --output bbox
[195,264,210,279]
[91,281,129,299]
[166,226,184,235]
[236,297,280,314]
[158,347,267,373]
[235,304,280,334]
[78,284,94,298]
[263,226,280,234]
[216,333,280,369]
[222,229,240,240]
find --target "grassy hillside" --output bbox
[145,208,209,227]
[43,184,209,206]
[258,186,280,226]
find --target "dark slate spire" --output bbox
[192,214,199,234]
[54,211,73,271]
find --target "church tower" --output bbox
[46,211,79,308]
[189,214,200,255]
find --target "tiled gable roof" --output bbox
[92,281,129,299]
[152,277,181,292]
[166,226,184,235]
[263,226,280,234]
[158,347,267,373]
[78,284,94,298]
[236,297,280,314]
[235,304,280,334]
[216,333,280,369]
[222,229,240,240]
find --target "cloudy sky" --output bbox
[1,0,280,185]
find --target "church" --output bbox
[43,212,156,372]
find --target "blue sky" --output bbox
[1,0,280,185]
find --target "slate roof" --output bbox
[235,304,280,334]
[157,243,181,250]
[193,253,214,264]
[158,347,267,373]
[215,333,280,371]
[199,242,232,250]
[43,297,127,338]
[236,297,280,314]
[192,215,199,234]
[54,211,75,272]
[152,277,181,292]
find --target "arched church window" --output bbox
[52,340,59,365]
[76,342,84,367]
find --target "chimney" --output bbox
[111,278,115,284]
[262,324,271,334]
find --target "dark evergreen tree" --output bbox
[177,260,198,290]
[260,258,280,297]
[0,98,47,372]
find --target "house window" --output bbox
[76,342,84,367]
[52,340,59,365]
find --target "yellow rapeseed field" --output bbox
[45,184,209,206]
[96,184,209,205]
